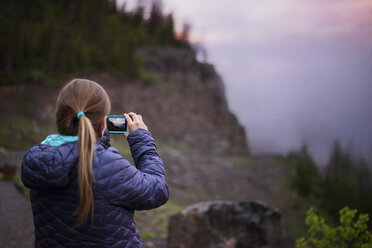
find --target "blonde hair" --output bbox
[56,79,111,228]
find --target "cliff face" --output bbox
[92,47,249,155]
[0,47,248,155]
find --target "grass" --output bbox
[228,155,253,168]
[137,67,160,84]
[141,231,155,240]
[156,140,198,157]
[109,134,135,166]
[135,200,183,241]
[0,115,54,150]
[0,172,13,181]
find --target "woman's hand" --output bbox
[123,112,148,138]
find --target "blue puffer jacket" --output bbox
[21,129,169,248]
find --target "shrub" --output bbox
[296,207,372,248]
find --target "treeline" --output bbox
[0,0,190,84]
[287,142,372,225]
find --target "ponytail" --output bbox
[73,114,96,228]
[55,79,111,228]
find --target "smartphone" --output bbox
[107,115,129,134]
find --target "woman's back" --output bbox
[22,129,168,248]
[21,79,169,248]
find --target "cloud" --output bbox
[176,0,372,47]
[118,0,372,46]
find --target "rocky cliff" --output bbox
[91,46,248,155]
[0,46,248,155]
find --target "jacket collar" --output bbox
[41,134,78,147]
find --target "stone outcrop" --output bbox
[91,46,249,155]
[167,201,281,248]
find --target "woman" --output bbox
[21,79,169,247]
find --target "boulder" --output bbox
[167,201,281,248]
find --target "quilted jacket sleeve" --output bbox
[102,129,169,210]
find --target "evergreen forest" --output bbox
[0,0,191,85]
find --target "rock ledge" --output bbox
[167,201,281,248]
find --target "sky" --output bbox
[117,0,372,165]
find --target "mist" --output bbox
[119,0,372,165]
[221,39,372,165]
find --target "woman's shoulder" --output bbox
[95,145,131,169]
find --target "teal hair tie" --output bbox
[77,112,85,119]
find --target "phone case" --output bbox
[107,115,129,134]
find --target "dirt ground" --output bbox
[0,180,34,248]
